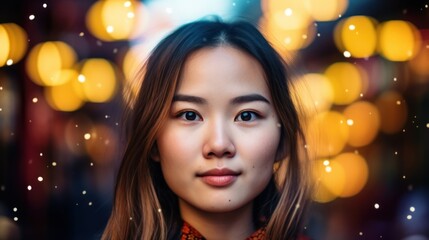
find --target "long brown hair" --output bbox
[102,18,311,240]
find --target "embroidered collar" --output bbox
[180,221,266,240]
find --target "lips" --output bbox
[196,168,241,187]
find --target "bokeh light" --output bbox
[334,16,378,58]
[377,20,421,61]
[312,159,346,203]
[324,62,364,105]
[44,72,85,112]
[306,111,349,158]
[343,101,380,147]
[76,58,118,103]
[313,152,369,203]
[260,16,316,52]
[0,23,28,67]
[26,41,77,86]
[260,0,315,51]
[86,0,149,41]
[408,35,429,79]
[334,152,369,197]
[303,0,348,21]
[291,73,334,117]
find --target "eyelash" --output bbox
[176,111,202,121]
[234,111,261,122]
[175,110,262,122]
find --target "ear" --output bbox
[150,143,160,162]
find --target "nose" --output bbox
[202,119,236,159]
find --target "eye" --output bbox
[235,111,259,122]
[177,111,202,121]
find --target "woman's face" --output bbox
[156,46,281,217]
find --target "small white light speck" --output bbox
[84,133,91,140]
[426,123,429,128]
[32,97,38,103]
[6,59,13,65]
[29,15,35,20]
[325,166,332,173]
[13,207,17,212]
[52,162,57,166]
[79,32,84,37]
[43,3,47,8]
[349,24,356,30]
[393,77,397,81]
[90,162,94,166]
[410,206,415,212]
[323,160,330,166]
[396,100,401,105]
[374,203,380,209]
[106,25,114,33]
[89,202,93,206]
[40,153,43,156]
[347,119,354,126]
[14,217,18,221]
[37,176,43,182]
[317,33,321,37]
[124,1,131,7]
[78,74,86,83]
[343,51,351,58]
[407,215,412,220]
[82,190,87,195]
[284,8,293,16]
[359,232,363,236]
[27,185,32,191]
[395,151,398,155]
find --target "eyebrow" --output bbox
[231,94,270,105]
[172,94,207,104]
[172,93,270,105]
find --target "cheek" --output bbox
[156,127,201,185]
[157,127,198,163]
[241,126,281,164]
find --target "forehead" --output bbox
[177,46,270,97]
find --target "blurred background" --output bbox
[0,0,428,239]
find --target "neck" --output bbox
[179,200,255,240]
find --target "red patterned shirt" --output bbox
[180,221,266,240]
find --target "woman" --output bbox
[103,19,311,240]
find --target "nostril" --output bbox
[206,150,234,158]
